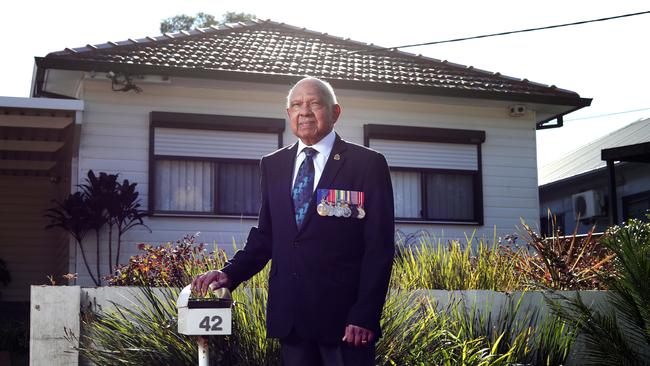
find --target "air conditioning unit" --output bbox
[572,190,605,220]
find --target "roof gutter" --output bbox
[535,102,592,130]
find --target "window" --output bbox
[365,124,485,224]
[540,212,566,236]
[623,190,650,222]
[149,112,284,216]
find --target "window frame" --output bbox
[622,190,650,221]
[149,111,285,218]
[364,124,485,225]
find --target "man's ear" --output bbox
[332,104,342,123]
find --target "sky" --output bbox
[1,0,648,169]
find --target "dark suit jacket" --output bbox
[222,134,395,343]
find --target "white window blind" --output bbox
[369,139,478,171]
[154,128,277,159]
[155,160,213,212]
[390,171,422,218]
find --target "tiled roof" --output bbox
[539,118,650,186]
[41,20,586,104]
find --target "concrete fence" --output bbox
[29,285,609,366]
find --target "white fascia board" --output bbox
[0,96,84,112]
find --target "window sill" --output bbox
[149,212,259,220]
[395,219,481,226]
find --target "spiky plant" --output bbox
[512,213,616,290]
[550,218,650,365]
[391,230,524,291]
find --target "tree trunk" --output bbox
[95,230,101,285]
[77,238,99,286]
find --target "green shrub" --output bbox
[377,289,576,365]
[69,266,281,366]
[550,218,650,365]
[74,234,579,365]
[391,230,525,291]
[105,234,226,287]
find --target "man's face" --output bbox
[287,80,341,146]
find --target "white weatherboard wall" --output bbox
[72,78,539,285]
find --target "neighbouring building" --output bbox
[539,118,650,235]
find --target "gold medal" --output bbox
[356,207,365,219]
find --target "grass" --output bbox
[391,229,524,291]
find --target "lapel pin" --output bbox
[333,154,340,161]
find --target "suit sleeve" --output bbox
[221,157,273,290]
[347,152,395,332]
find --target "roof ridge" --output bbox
[48,19,271,57]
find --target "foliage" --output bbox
[506,214,616,290]
[109,176,148,271]
[550,218,650,365]
[105,234,225,287]
[45,191,97,285]
[45,170,149,285]
[67,286,196,365]
[391,230,524,291]
[76,234,581,365]
[160,11,257,33]
[70,266,280,365]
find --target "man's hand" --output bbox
[342,324,374,347]
[191,270,231,297]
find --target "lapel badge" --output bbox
[333,153,340,161]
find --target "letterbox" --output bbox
[177,285,233,335]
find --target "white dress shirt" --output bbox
[292,129,336,192]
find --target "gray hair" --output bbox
[286,76,338,107]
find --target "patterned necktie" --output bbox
[292,147,317,227]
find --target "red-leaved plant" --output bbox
[105,234,227,287]
[505,212,616,290]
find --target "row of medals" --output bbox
[317,199,365,219]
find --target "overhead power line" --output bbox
[565,107,650,121]
[351,10,650,54]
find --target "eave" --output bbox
[34,57,592,115]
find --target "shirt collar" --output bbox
[296,129,336,158]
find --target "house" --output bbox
[0,20,591,292]
[539,118,650,235]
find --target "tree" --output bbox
[45,170,149,286]
[160,11,256,33]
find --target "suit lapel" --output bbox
[298,134,347,231]
[316,134,347,190]
[278,143,299,232]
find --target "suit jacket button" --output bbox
[293,241,299,248]
[292,272,299,279]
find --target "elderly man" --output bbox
[192,76,394,366]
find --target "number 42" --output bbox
[199,315,223,332]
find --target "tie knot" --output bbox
[302,147,317,159]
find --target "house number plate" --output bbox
[184,308,232,335]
